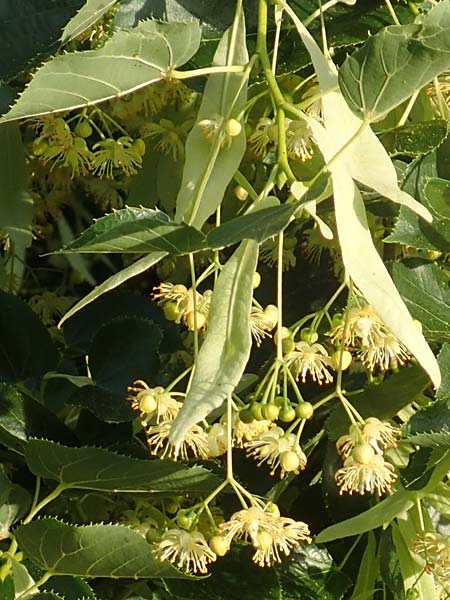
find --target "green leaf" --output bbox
[0,483,31,538]
[57,216,96,286]
[385,177,450,252]
[339,2,450,122]
[58,251,167,327]
[315,489,415,544]
[0,576,14,600]
[0,123,33,284]
[15,519,195,578]
[0,384,77,453]
[326,366,429,440]
[0,20,201,123]
[0,291,59,382]
[0,0,83,83]
[169,240,258,448]
[61,0,119,44]
[407,432,450,448]
[206,200,296,249]
[380,120,449,157]
[57,207,206,255]
[69,317,161,422]
[391,259,450,344]
[25,439,220,494]
[174,10,248,228]
[350,531,377,600]
[42,576,96,600]
[437,343,450,401]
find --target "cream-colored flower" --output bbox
[412,532,450,580]
[329,305,385,348]
[250,307,277,346]
[153,529,216,574]
[233,416,274,448]
[248,117,275,156]
[358,333,410,372]
[245,426,307,477]
[335,443,397,496]
[285,119,314,161]
[146,420,209,461]
[128,380,181,423]
[336,418,400,459]
[219,506,311,567]
[285,341,334,384]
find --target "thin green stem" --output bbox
[16,572,52,600]
[168,65,246,79]
[396,89,420,127]
[188,253,199,367]
[22,483,68,525]
[384,0,401,25]
[303,0,339,27]
[276,232,284,361]
[165,366,192,393]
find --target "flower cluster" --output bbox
[328,304,411,373]
[250,304,279,345]
[285,340,334,384]
[245,426,307,478]
[411,532,450,581]
[335,418,400,496]
[152,282,212,331]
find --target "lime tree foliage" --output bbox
[2,0,450,598]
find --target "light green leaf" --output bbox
[11,559,35,599]
[350,531,377,600]
[15,519,194,578]
[437,343,450,401]
[391,259,450,344]
[25,439,220,493]
[380,120,449,157]
[58,251,167,327]
[0,484,30,539]
[0,20,201,123]
[315,490,415,544]
[169,240,258,449]
[339,2,450,122]
[175,10,248,228]
[57,207,206,254]
[61,0,119,44]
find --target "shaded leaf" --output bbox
[59,252,167,327]
[0,483,31,537]
[407,398,450,437]
[169,240,258,448]
[15,519,195,578]
[175,11,248,228]
[339,2,450,122]
[350,531,377,600]
[69,317,161,422]
[42,576,96,600]
[380,120,449,157]
[407,432,450,448]
[57,207,206,255]
[391,259,450,344]
[25,439,220,493]
[0,0,83,83]
[0,576,14,600]
[437,343,450,401]
[0,384,77,453]
[315,490,415,544]
[0,291,59,383]
[61,0,119,44]
[1,20,201,123]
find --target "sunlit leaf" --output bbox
[350,531,377,600]
[25,439,220,493]
[380,120,449,157]
[169,240,258,449]
[339,2,450,122]
[175,10,248,228]
[0,20,201,123]
[61,0,119,44]
[15,519,196,578]
[57,207,206,255]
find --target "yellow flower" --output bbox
[412,532,450,580]
[248,118,275,156]
[358,333,410,372]
[153,529,216,574]
[91,136,143,178]
[146,420,209,461]
[140,118,186,160]
[336,418,400,459]
[335,443,397,496]
[219,506,311,567]
[206,422,228,457]
[285,119,314,161]
[127,380,181,424]
[233,415,274,448]
[285,341,334,384]
[245,426,307,477]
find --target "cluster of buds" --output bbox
[152,282,212,331]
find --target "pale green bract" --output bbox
[169,240,258,450]
[60,0,119,44]
[278,1,441,388]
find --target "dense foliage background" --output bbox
[1,1,450,599]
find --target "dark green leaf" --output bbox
[407,398,450,437]
[0,576,14,600]
[407,432,450,448]
[42,576,96,600]
[0,291,59,383]
[326,366,429,440]
[339,3,450,122]
[58,207,206,255]
[25,439,221,494]
[437,343,450,401]
[170,240,258,447]
[386,177,450,252]
[0,384,76,452]
[61,0,119,44]
[0,483,31,537]
[391,259,450,343]
[69,317,161,422]
[350,531,378,600]
[0,0,83,82]
[174,11,248,228]
[379,528,404,599]
[1,20,201,123]
[315,490,415,544]
[15,519,195,578]
[380,120,449,157]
